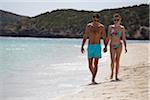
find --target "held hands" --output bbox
[81,47,85,54]
[103,47,107,53]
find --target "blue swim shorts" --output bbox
[87,44,102,58]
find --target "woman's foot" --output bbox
[116,77,120,81]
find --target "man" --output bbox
[81,14,107,84]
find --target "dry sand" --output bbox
[56,43,150,100]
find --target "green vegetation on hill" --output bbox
[0,4,149,39]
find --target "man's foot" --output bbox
[89,81,98,85]
[92,81,98,84]
[110,74,113,79]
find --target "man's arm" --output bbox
[81,38,86,53]
[81,25,89,53]
[122,26,127,53]
[101,26,108,52]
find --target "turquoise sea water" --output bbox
[0,37,149,100]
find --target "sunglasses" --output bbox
[93,16,99,18]
[93,16,96,18]
[114,19,120,21]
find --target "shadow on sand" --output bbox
[84,79,123,86]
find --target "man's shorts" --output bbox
[87,44,102,59]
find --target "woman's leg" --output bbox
[115,44,122,80]
[110,47,116,79]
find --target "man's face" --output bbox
[93,17,99,22]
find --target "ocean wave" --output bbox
[50,62,87,71]
[5,47,25,51]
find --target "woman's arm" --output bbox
[107,25,112,45]
[122,26,127,53]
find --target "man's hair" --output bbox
[88,20,93,23]
[113,13,121,18]
[93,13,100,19]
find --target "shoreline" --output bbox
[55,43,150,100]
[0,36,149,40]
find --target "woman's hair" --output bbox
[113,13,121,19]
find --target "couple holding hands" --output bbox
[81,13,127,84]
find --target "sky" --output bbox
[0,0,149,17]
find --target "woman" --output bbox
[107,13,127,81]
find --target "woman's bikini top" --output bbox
[110,27,121,37]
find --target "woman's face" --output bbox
[113,16,121,25]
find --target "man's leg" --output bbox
[92,58,99,83]
[88,58,94,83]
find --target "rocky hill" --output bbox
[0,4,149,39]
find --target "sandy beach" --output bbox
[56,43,150,100]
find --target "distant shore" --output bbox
[0,36,149,40]
[55,43,150,100]
[0,4,149,40]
